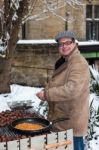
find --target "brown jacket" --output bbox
[45,47,90,136]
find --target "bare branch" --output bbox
[22,0,39,23]
[23,0,83,22]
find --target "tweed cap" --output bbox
[55,31,75,42]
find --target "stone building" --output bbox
[21,0,99,41]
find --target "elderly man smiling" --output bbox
[36,30,90,150]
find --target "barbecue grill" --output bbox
[0,109,73,150]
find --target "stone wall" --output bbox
[11,43,59,87]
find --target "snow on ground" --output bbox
[0,84,43,113]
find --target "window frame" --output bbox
[86,4,99,41]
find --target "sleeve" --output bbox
[45,62,90,102]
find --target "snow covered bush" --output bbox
[84,65,99,150]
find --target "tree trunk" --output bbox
[0,27,19,93]
[0,57,11,93]
[0,0,35,93]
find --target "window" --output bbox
[86,5,99,41]
[22,23,26,39]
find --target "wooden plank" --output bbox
[20,138,29,150]
[30,135,46,150]
[0,142,6,150]
[46,132,58,150]
[7,140,19,150]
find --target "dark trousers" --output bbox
[73,137,84,150]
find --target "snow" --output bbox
[89,65,99,83]
[17,39,57,44]
[0,84,43,113]
[12,12,18,21]
[0,38,7,52]
[84,93,99,150]
[17,39,99,46]
[0,95,10,112]
[10,0,22,10]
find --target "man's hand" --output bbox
[36,90,45,101]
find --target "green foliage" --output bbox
[90,81,99,96]
[86,100,96,141]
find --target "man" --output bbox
[36,31,90,150]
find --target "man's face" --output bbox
[58,37,76,56]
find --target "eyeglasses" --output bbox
[58,41,73,47]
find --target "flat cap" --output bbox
[55,31,75,42]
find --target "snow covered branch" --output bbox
[0,0,32,57]
[25,0,83,22]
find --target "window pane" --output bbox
[86,21,93,40]
[94,5,99,18]
[94,22,99,40]
[22,23,26,39]
[86,5,92,18]
[86,21,99,41]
